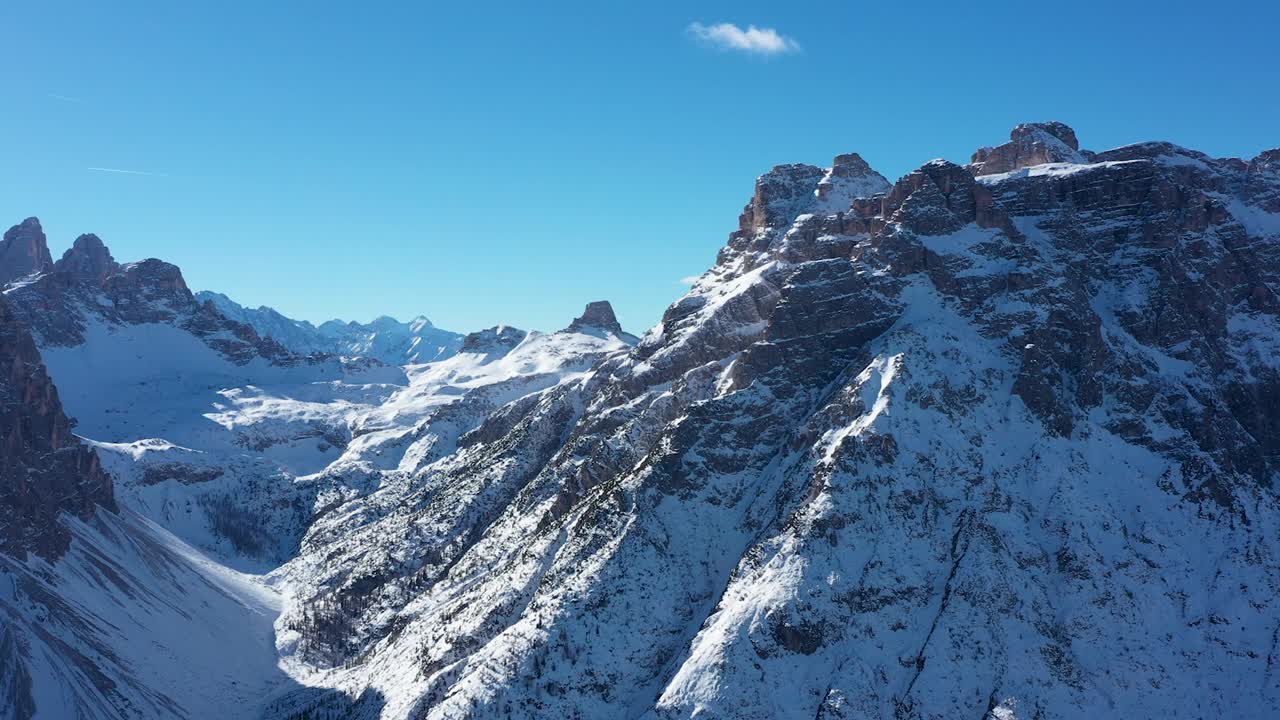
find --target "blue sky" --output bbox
[3,1,1277,333]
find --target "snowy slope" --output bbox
[258,124,1280,719]
[0,510,291,719]
[1,224,638,718]
[4,122,1280,720]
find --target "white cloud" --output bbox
[687,22,800,56]
[679,275,701,286]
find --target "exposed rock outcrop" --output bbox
[6,122,1280,720]
[0,217,54,286]
[273,122,1280,719]
[53,233,119,285]
[4,232,306,366]
[813,152,892,213]
[970,121,1087,175]
[460,325,528,354]
[0,294,115,560]
[564,300,624,335]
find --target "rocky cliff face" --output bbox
[563,300,640,343]
[3,122,1279,720]
[970,122,1086,175]
[265,123,1280,719]
[565,300,624,335]
[54,233,119,285]
[0,294,114,560]
[0,218,54,286]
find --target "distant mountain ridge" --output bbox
[0,217,635,718]
[197,291,465,365]
[3,222,310,368]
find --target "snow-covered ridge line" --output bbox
[197,290,467,365]
[974,159,1148,184]
[3,120,1280,719]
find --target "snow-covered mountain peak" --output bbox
[971,120,1087,175]
[1,228,317,370]
[737,162,829,239]
[195,291,464,365]
[5,121,1280,719]
[459,324,528,355]
[277,123,1276,718]
[813,151,892,214]
[367,315,406,330]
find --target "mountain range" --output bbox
[195,291,465,366]
[2,121,1278,719]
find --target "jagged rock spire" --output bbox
[566,300,624,335]
[0,217,54,285]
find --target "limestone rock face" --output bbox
[53,233,119,285]
[971,121,1087,175]
[565,301,624,335]
[1246,147,1280,213]
[0,217,54,286]
[725,153,891,271]
[6,122,1280,720]
[271,123,1280,719]
[735,163,829,239]
[0,294,114,560]
[4,233,305,366]
[814,152,892,214]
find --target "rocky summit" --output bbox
[2,225,309,366]
[564,300,639,343]
[54,233,119,285]
[1,122,1279,719]
[0,217,54,286]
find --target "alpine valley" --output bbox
[2,122,1279,720]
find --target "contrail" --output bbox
[87,167,168,177]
